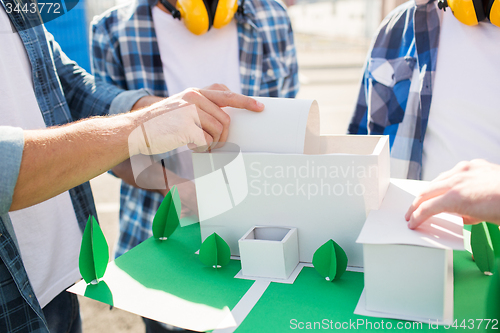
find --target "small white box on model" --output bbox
[356,179,464,324]
[238,226,299,280]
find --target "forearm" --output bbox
[11,114,136,211]
[9,87,264,211]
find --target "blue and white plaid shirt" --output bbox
[90,0,299,257]
[349,0,441,180]
[0,0,148,331]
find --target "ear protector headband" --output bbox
[159,0,240,35]
[438,0,500,27]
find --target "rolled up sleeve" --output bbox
[0,127,24,215]
[109,89,150,115]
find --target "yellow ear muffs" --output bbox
[176,0,211,35]
[439,0,486,25]
[212,0,238,29]
[486,0,500,27]
[159,0,237,35]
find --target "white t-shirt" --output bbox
[152,6,241,178]
[152,6,241,95]
[422,10,500,181]
[0,8,82,308]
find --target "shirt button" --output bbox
[266,69,274,76]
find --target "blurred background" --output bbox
[44,0,407,331]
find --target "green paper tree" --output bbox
[79,215,109,285]
[84,280,113,306]
[153,186,181,240]
[471,222,500,275]
[312,239,348,282]
[199,233,231,268]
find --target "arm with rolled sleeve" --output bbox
[0,126,49,333]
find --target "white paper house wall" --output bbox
[363,244,453,322]
[238,226,299,279]
[192,135,390,267]
[355,179,464,323]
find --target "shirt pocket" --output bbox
[367,56,416,130]
[260,56,289,96]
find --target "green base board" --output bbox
[79,223,494,332]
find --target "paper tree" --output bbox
[312,239,348,281]
[471,222,500,275]
[199,232,231,268]
[153,186,181,240]
[79,215,109,285]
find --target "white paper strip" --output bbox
[213,279,271,333]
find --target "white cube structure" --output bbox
[363,244,453,321]
[238,226,299,280]
[356,179,464,323]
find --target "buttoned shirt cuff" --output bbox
[109,89,151,115]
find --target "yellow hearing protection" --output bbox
[438,0,500,27]
[159,0,240,35]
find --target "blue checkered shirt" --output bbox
[90,0,299,257]
[0,1,148,331]
[348,0,441,180]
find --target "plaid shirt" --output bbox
[348,0,441,180]
[90,0,299,257]
[0,1,148,331]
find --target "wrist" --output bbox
[132,95,166,111]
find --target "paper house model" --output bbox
[191,96,390,268]
[238,226,299,279]
[356,179,464,323]
[193,138,390,268]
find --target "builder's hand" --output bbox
[405,159,500,229]
[129,88,264,155]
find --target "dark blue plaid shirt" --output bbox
[0,1,147,331]
[348,0,441,180]
[90,0,299,258]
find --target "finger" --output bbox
[186,122,212,152]
[405,179,452,221]
[190,131,213,153]
[199,89,265,112]
[204,83,230,91]
[182,91,230,148]
[408,195,450,229]
[196,110,224,147]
